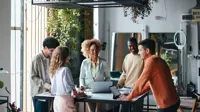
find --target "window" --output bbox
[11,0,21,108]
[11,0,47,111]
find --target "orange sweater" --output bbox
[127,55,179,109]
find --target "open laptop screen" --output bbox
[91,81,113,93]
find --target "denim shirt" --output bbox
[79,57,110,88]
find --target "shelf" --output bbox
[32,1,86,8]
[31,0,145,8]
[0,100,7,105]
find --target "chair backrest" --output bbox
[191,99,198,112]
[179,95,200,112]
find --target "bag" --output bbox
[187,82,197,98]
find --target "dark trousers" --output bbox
[32,97,49,112]
[120,98,144,112]
[157,100,180,112]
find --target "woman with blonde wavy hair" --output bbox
[79,39,110,112]
[50,46,78,112]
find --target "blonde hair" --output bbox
[49,46,69,77]
[81,39,101,58]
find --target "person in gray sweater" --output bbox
[30,37,59,112]
[117,37,144,112]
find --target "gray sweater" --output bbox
[30,53,51,96]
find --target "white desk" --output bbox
[34,91,148,112]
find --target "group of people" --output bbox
[30,37,180,112]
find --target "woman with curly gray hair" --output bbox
[79,39,110,112]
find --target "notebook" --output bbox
[91,81,113,93]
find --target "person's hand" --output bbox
[73,89,78,97]
[117,94,128,101]
[77,90,84,94]
[80,86,85,91]
[78,92,87,97]
[75,90,87,99]
[119,92,129,97]
[116,84,121,89]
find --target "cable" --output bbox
[155,0,167,21]
[26,6,42,23]
[164,0,167,20]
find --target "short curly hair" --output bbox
[81,39,101,58]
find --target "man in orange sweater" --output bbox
[118,39,180,112]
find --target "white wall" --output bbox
[104,0,196,32]
[100,0,198,92]
[103,0,196,60]
[0,0,11,111]
[185,23,198,91]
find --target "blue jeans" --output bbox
[120,98,144,112]
[32,97,48,112]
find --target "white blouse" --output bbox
[51,67,75,96]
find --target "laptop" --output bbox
[91,81,113,93]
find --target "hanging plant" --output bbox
[123,0,156,23]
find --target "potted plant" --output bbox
[8,102,21,112]
[160,53,172,69]
[0,68,9,89]
[123,0,156,22]
[0,68,20,112]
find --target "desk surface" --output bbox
[0,100,7,105]
[34,91,148,112]
[79,92,147,104]
[34,91,148,104]
[0,96,8,105]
